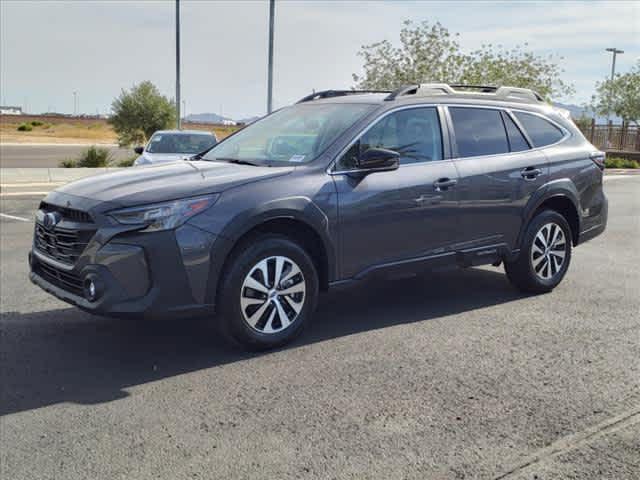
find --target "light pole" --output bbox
[267,0,275,114]
[604,47,623,148]
[175,0,181,129]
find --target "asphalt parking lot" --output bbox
[1,176,638,479]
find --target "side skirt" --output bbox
[329,243,516,289]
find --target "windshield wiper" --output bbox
[212,157,261,166]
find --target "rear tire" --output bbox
[505,210,572,294]
[217,235,319,351]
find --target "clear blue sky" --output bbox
[1,0,638,118]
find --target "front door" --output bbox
[332,106,459,279]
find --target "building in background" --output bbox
[0,105,23,115]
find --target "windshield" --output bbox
[202,103,375,165]
[147,133,217,154]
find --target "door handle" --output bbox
[433,178,457,191]
[521,167,543,180]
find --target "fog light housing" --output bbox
[83,275,102,302]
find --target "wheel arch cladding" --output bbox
[532,194,580,246]
[209,215,332,308]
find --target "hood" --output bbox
[53,161,294,207]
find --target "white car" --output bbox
[133,130,218,166]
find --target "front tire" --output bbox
[217,235,319,351]
[505,210,572,293]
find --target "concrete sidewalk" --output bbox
[1,166,639,197]
[1,167,125,185]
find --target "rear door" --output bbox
[332,106,459,279]
[446,106,548,251]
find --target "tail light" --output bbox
[590,151,606,170]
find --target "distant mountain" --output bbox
[184,113,236,124]
[185,104,621,127]
[553,102,621,123]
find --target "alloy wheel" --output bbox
[240,256,306,334]
[530,222,567,281]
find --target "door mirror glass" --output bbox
[134,146,144,155]
[358,147,400,171]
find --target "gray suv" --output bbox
[30,84,608,350]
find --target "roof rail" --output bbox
[385,83,544,103]
[494,86,544,102]
[297,89,391,103]
[449,84,498,93]
[385,83,456,101]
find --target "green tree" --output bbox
[591,61,640,126]
[353,20,573,100]
[109,81,176,146]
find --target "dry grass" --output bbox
[0,114,239,144]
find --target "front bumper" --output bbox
[30,224,220,319]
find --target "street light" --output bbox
[267,0,275,114]
[176,0,181,129]
[604,47,623,148]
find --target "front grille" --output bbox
[35,261,84,296]
[40,201,93,224]
[34,223,95,265]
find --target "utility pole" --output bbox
[175,0,181,129]
[267,0,275,114]
[604,47,623,148]
[73,91,78,116]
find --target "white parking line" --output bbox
[0,192,49,197]
[0,213,31,222]
[0,183,64,188]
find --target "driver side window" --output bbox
[337,107,443,170]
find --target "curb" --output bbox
[0,167,638,186]
[1,167,125,185]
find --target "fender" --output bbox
[516,178,581,250]
[201,196,337,305]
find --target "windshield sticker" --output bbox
[152,135,162,141]
[289,155,306,163]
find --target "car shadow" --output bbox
[1,267,526,416]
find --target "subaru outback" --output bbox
[30,84,608,350]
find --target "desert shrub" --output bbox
[605,157,640,169]
[17,123,33,132]
[116,156,137,167]
[59,146,112,167]
[30,120,44,127]
[76,146,112,167]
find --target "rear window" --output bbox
[450,107,509,158]
[514,112,564,147]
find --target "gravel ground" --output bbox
[1,176,638,479]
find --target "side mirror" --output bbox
[357,148,400,172]
[134,146,144,155]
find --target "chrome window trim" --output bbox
[327,103,448,175]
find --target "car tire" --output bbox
[217,234,319,351]
[505,210,573,294]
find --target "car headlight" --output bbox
[109,195,219,232]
